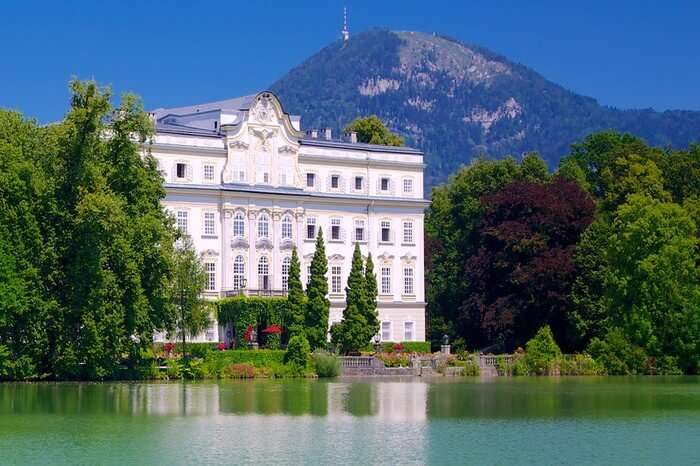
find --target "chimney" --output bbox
[325,128,332,140]
[350,131,357,143]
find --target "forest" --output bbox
[427,133,700,374]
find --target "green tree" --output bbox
[305,228,329,349]
[344,115,404,146]
[171,237,211,358]
[332,243,370,353]
[524,325,562,375]
[286,247,306,339]
[605,194,700,372]
[285,335,311,374]
[363,252,379,338]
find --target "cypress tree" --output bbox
[286,247,305,339]
[331,243,369,353]
[364,253,379,340]
[305,228,329,349]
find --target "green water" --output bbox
[1,377,699,465]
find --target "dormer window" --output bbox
[331,175,340,189]
[306,173,316,188]
[214,121,218,130]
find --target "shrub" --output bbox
[365,342,432,353]
[559,354,605,375]
[312,350,341,377]
[166,359,182,379]
[587,328,647,375]
[645,356,683,375]
[265,333,281,350]
[524,326,562,375]
[285,335,311,370]
[376,352,411,367]
[182,358,207,379]
[454,354,480,376]
[221,363,256,378]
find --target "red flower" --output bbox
[262,324,282,334]
[393,343,405,352]
[217,342,226,351]
[244,325,255,343]
[164,342,175,354]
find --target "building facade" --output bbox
[149,92,428,343]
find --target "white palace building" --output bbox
[148,92,428,344]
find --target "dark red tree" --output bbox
[459,177,595,351]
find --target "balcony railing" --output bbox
[222,288,288,298]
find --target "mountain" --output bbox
[270,29,700,188]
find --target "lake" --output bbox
[1,377,699,465]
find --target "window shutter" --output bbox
[340,226,345,242]
[186,164,193,181]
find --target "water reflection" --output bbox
[1,377,699,420]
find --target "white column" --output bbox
[272,210,281,289]
[221,209,233,293]
[248,209,258,290]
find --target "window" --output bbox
[331,175,340,189]
[176,163,187,179]
[354,219,365,242]
[381,267,391,294]
[306,265,312,285]
[403,178,414,194]
[281,215,293,239]
[233,211,245,237]
[203,212,216,236]
[257,212,269,239]
[282,257,291,291]
[331,266,342,294]
[263,172,270,184]
[238,170,246,182]
[403,267,414,295]
[205,262,216,291]
[176,210,188,234]
[279,173,287,186]
[380,177,390,192]
[381,321,392,342]
[404,321,415,341]
[306,173,316,188]
[233,256,245,290]
[258,257,270,290]
[381,220,391,243]
[203,164,214,181]
[206,326,216,341]
[354,176,363,191]
[403,220,414,244]
[306,217,317,240]
[330,218,341,241]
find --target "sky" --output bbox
[2,0,700,123]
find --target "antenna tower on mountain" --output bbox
[341,7,349,42]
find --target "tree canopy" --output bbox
[344,115,404,146]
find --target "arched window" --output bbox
[282,256,291,291]
[233,211,245,238]
[233,255,245,290]
[258,256,270,290]
[257,212,269,239]
[281,215,293,239]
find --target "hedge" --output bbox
[205,349,286,367]
[217,296,288,348]
[363,341,432,353]
[153,342,220,358]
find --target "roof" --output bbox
[150,94,256,119]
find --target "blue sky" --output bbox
[2,0,699,122]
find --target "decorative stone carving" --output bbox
[378,252,395,262]
[228,140,249,150]
[256,238,273,250]
[278,145,298,155]
[401,252,417,264]
[223,209,234,219]
[328,254,345,261]
[248,209,259,220]
[250,93,275,123]
[231,238,249,249]
[200,249,219,258]
[279,238,295,251]
[250,127,276,152]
